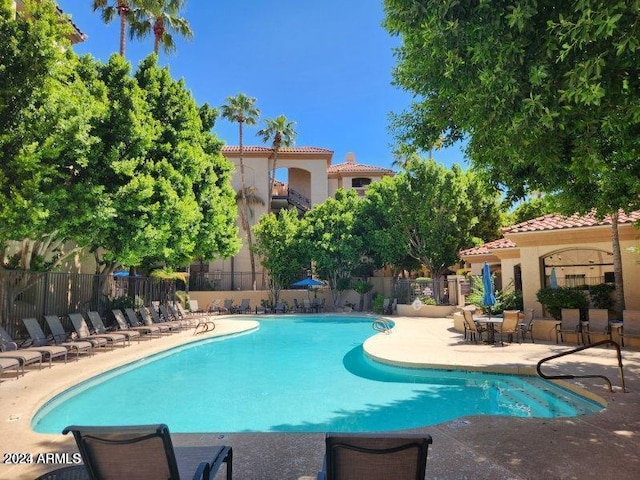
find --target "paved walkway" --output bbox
[1,316,638,479]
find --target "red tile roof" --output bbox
[459,238,517,257]
[221,146,333,154]
[327,162,394,175]
[503,210,640,234]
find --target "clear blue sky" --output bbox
[57,0,467,170]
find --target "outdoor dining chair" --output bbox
[556,308,582,344]
[60,424,232,480]
[317,433,432,480]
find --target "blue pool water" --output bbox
[33,315,602,433]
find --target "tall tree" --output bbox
[384,0,640,316]
[221,93,261,290]
[130,0,192,55]
[300,189,365,309]
[0,0,100,268]
[92,0,139,57]
[254,208,305,306]
[257,115,297,213]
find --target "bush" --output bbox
[372,294,385,314]
[589,283,615,310]
[536,287,589,320]
[103,295,143,311]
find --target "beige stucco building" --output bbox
[460,211,640,317]
[198,147,394,287]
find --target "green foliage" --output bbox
[499,287,524,312]
[508,195,556,225]
[419,296,436,305]
[588,283,615,310]
[300,189,365,308]
[353,280,373,295]
[253,208,306,304]
[130,0,193,55]
[257,115,297,214]
[384,0,640,316]
[466,276,523,313]
[372,294,385,314]
[102,295,143,311]
[536,287,589,320]
[362,158,477,278]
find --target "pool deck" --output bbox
[1,315,639,479]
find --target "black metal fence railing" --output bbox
[189,271,271,292]
[0,270,175,340]
[392,277,458,306]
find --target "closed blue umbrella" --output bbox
[549,267,558,289]
[482,262,496,315]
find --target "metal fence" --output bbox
[392,277,459,306]
[189,271,271,291]
[0,270,175,340]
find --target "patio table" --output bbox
[473,315,503,344]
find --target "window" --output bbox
[351,178,371,188]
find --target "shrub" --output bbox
[588,283,615,310]
[536,287,589,320]
[372,294,385,314]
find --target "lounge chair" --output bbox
[160,304,192,329]
[1,357,22,380]
[138,307,175,334]
[146,305,184,331]
[584,309,611,343]
[0,324,56,368]
[208,299,229,315]
[382,298,391,314]
[519,308,535,343]
[68,313,128,349]
[171,303,198,326]
[556,308,582,344]
[22,317,92,361]
[317,433,432,480]
[188,299,204,314]
[223,299,234,313]
[61,424,232,480]
[86,311,137,345]
[105,309,147,340]
[235,299,251,314]
[496,310,520,344]
[123,308,163,337]
[45,315,108,352]
[274,302,287,314]
[4,322,69,364]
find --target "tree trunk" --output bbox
[610,212,625,319]
[118,1,127,56]
[238,123,257,290]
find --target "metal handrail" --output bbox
[372,318,392,334]
[536,339,626,392]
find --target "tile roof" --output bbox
[503,210,640,234]
[459,238,517,257]
[327,162,394,175]
[221,146,333,154]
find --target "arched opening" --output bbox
[541,248,614,288]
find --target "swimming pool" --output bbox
[33,315,602,433]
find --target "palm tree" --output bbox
[221,94,261,290]
[257,115,296,213]
[92,1,139,57]
[130,0,193,55]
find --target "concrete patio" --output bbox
[1,315,638,479]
